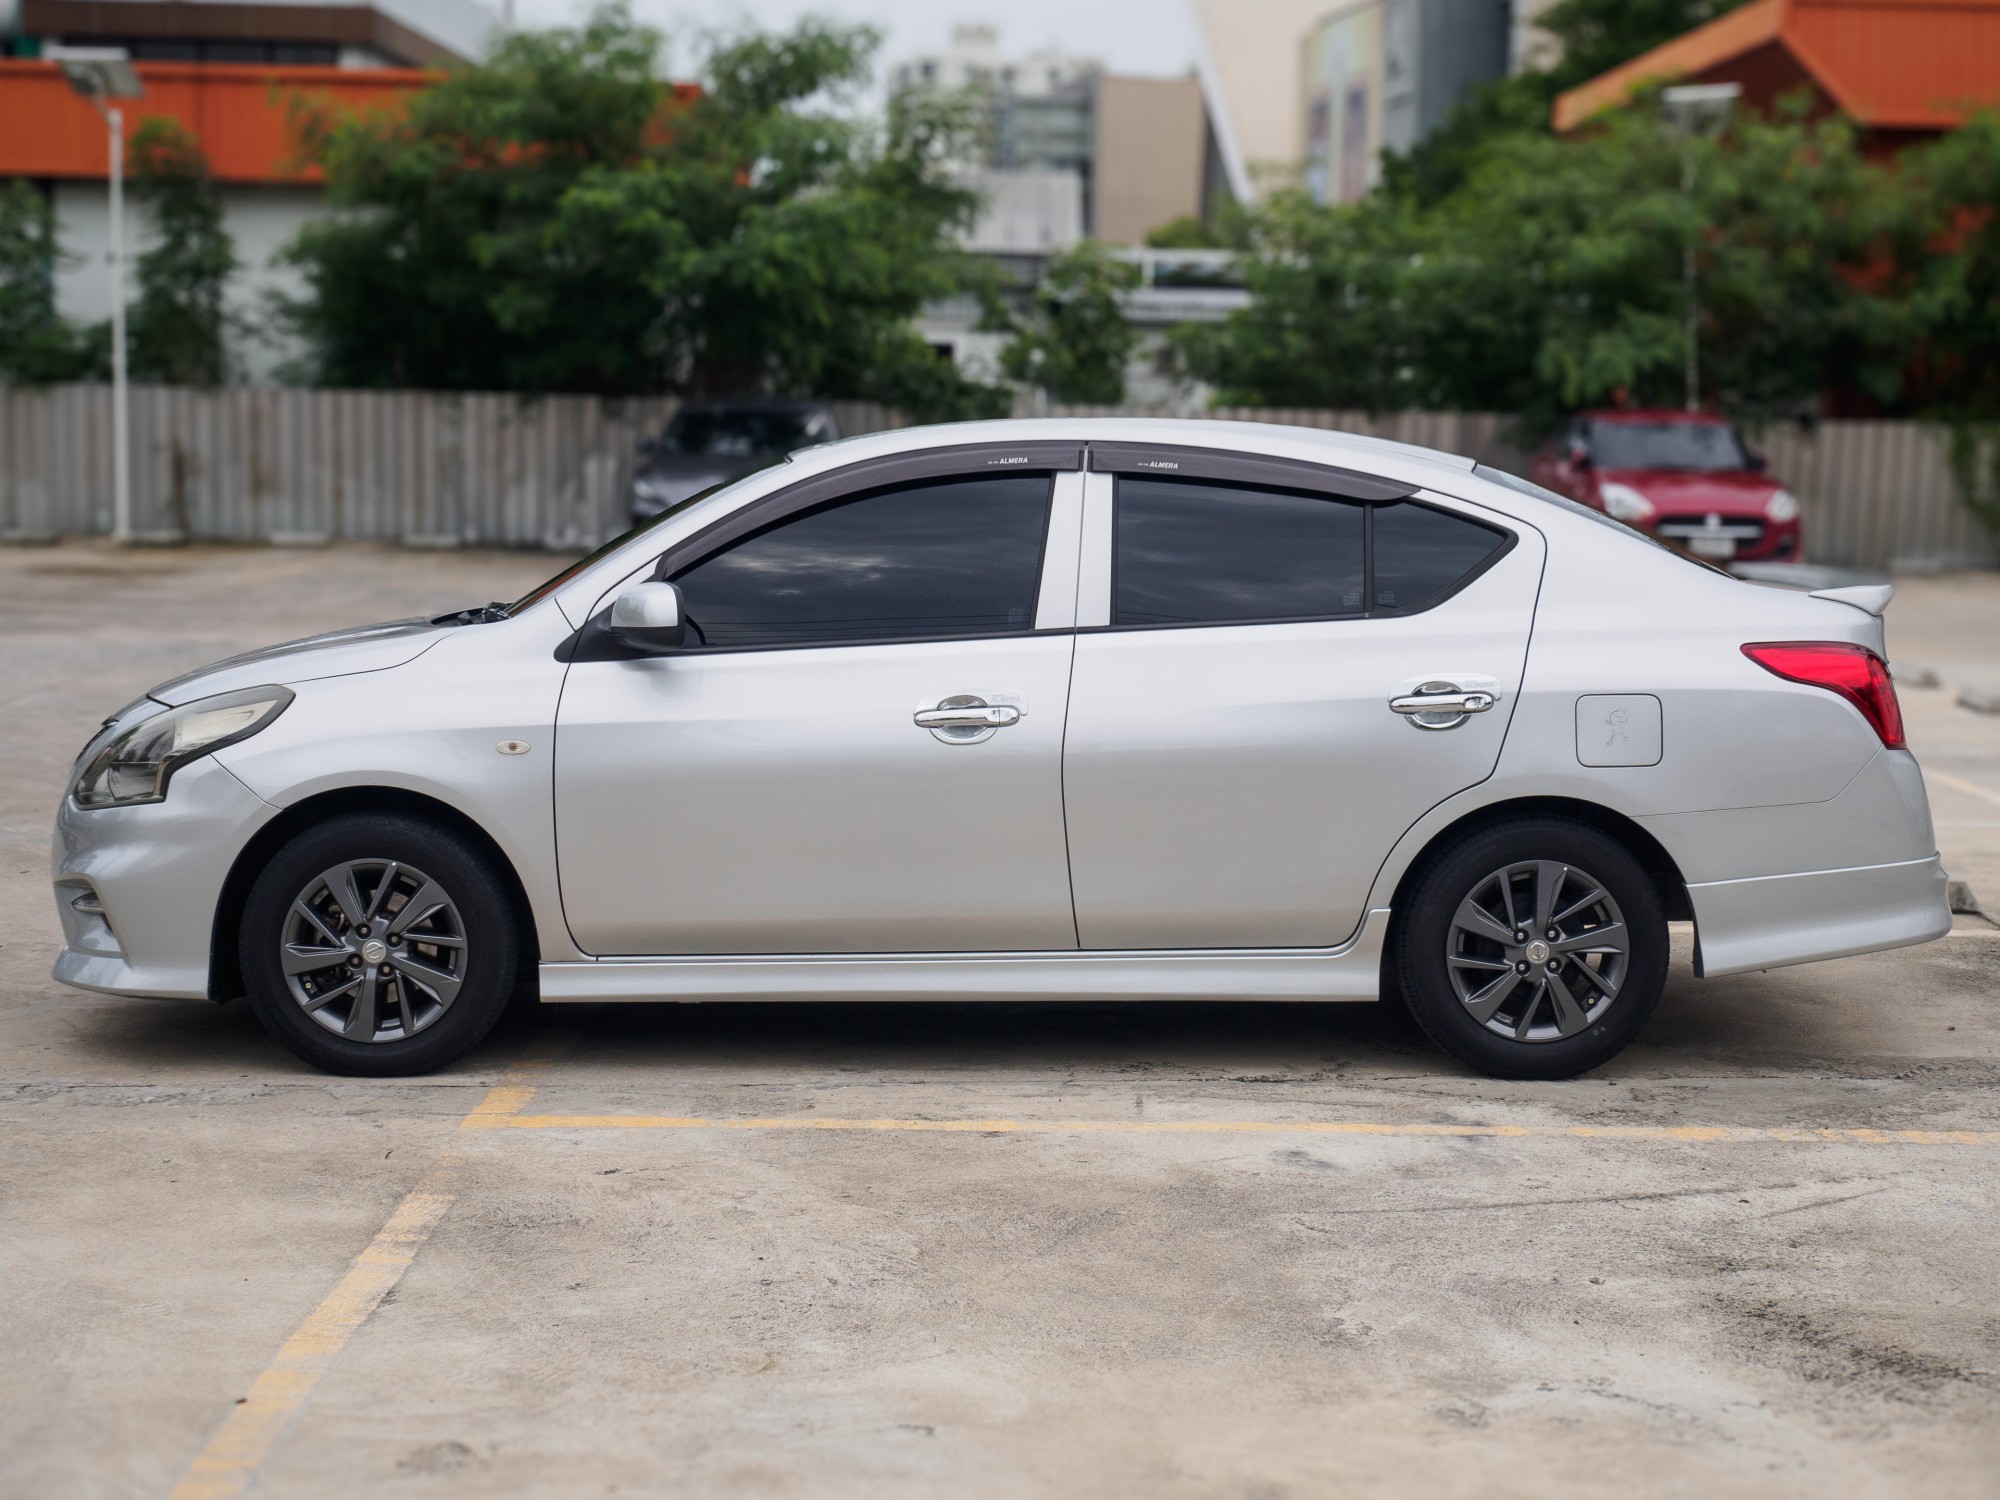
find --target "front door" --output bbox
[555,467,1082,955]
[1062,460,1542,949]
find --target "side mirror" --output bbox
[1567,442,1593,469]
[606,581,686,652]
[1746,450,1767,472]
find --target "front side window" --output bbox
[670,474,1052,650]
[1114,477,1366,627]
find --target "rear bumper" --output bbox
[1688,853,1950,978]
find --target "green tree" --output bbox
[128,118,237,385]
[0,180,101,382]
[281,5,1005,418]
[1183,101,1881,427]
[991,241,1141,404]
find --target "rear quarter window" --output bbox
[1370,501,1511,613]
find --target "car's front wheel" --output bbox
[240,812,519,1076]
[1395,817,1668,1079]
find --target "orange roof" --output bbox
[0,59,431,184]
[1554,0,2000,133]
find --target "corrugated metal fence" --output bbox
[2,382,1993,568]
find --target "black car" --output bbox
[631,400,841,521]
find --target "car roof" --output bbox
[800,417,1479,478]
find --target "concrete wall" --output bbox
[1093,75,1206,245]
[51,181,323,383]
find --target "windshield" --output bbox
[663,409,811,458]
[504,474,755,616]
[1590,420,1748,472]
[1472,463,1730,576]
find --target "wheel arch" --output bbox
[1381,795,1695,976]
[207,786,541,1003]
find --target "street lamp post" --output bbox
[46,46,145,544]
[1660,82,1741,414]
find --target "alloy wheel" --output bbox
[280,859,467,1043]
[1445,860,1630,1043]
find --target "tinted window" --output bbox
[1371,502,1508,612]
[1114,477,1366,626]
[1589,420,1747,472]
[670,474,1051,649]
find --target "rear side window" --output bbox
[1114,478,1366,626]
[671,473,1051,649]
[1112,477,1507,627]
[1371,501,1509,613]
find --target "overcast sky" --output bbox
[510,0,1203,85]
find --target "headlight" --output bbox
[1765,488,1801,523]
[71,685,293,808]
[1598,482,1657,525]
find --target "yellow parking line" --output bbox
[167,1043,567,1500]
[463,1114,2000,1147]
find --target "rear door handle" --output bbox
[1390,691,1495,717]
[1389,684,1496,730]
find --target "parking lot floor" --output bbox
[2,543,1998,1499]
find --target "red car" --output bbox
[1529,410,1802,563]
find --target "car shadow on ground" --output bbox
[52,927,1927,1084]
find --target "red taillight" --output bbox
[1742,642,1905,749]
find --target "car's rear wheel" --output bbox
[1395,817,1668,1079]
[240,812,518,1076]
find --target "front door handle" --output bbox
[1390,685,1496,730]
[915,705,1021,729]
[915,694,1021,744]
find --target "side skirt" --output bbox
[539,910,1393,1004]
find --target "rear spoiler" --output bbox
[1810,584,1894,618]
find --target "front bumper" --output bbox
[50,757,278,1000]
[1688,853,1951,978]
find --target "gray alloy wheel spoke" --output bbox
[323,864,369,927]
[282,943,349,976]
[1512,979,1548,1039]
[300,975,360,1012]
[1532,861,1566,931]
[388,880,450,940]
[1453,898,1516,948]
[282,859,466,1044]
[1545,971,1591,1036]
[1461,971,1518,1025]
[1554,922,1625,955]
[344,972,380,1038]
[1495,870,1521,931]
[1567,960,1620,999]
[1551,887,1608,927]
[389,952,461,1007]
[293,901,345,948]
[363,861,400,922]
[1449,954,1514,973]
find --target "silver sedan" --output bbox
[51,420,1950,1079]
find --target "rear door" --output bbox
[1061,446,1543,949]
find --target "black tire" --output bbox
[240,812,520,1076]
[1395,817,1668,1080]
